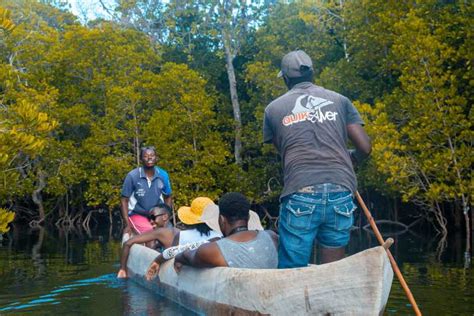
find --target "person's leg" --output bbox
[320,247,345,264]
[318,191,355,264]
[278,193,321,268]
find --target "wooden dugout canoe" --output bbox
[126,240,393,315]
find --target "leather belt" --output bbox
[298,183,348,193]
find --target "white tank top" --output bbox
[178,228,222,245]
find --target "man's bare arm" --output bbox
[163,195,173,209]
[118,228,176,275]
[120,197,131,234]
[155,227,179,249]
[175,242,227,269]
[347,124,371,163]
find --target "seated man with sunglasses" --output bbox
[117,203,178,278]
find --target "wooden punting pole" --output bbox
[355,191,422,316]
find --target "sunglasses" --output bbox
[149,213,167,221]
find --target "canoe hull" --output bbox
[127,244,393,315]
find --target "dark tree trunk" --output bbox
[393,198,398,222]
[454,203,462,229]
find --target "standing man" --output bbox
[263,50,371,268]
[121,146,173,235]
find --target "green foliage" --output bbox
[245,0,472,219]
[0,6,15,33]
[0,0,471,232]
[49,23,161,209]
[0,208,14,233]
[0,62,59,202]
[142,62,232,205]
[357,1,472,219]
[0,1,161,213]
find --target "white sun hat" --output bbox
[200,203,264,236]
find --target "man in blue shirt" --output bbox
[121,146,173,234]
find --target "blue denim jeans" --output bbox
[278,187,356,268]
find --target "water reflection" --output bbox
[345,228,473,315]
[0,274,117,313]
[0,272,194,315]
[0,224,472,315]
[123,281,194,316]
[31,227,45,276]
[0,226,194,315]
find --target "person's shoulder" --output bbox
[265,91,293,112]
[180,227,197,235]
[156,227,176,234]
[126,167,140,178]
[197,239,220,256]
[313,85,351,104]
[157,227,179,239]
[155,166,169,177]
[264,229,278,237]
[264,230,279,242]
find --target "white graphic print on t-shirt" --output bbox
[282,94,338,126]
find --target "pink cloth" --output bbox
[129,214,153,234]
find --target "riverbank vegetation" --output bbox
[0,0,472,247]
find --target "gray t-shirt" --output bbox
[216,231,278,269]
[263,82,364,198]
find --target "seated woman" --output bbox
[146,193,272,280]
[174,197,222,245]
[117,197,222,278]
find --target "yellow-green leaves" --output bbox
[0,7,15,33]
[0,208,14,233]
[0,0,471,229]
[356,2,472,226]
[143,63,231,206]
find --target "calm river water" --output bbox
[0,223,472,315]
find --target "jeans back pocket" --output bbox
[333,200,356,231]
[284,194,317,231]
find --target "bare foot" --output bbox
[117,268,128,278]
